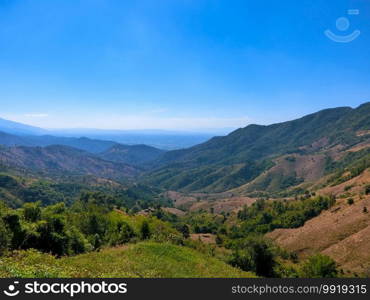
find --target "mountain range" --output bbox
[145,102,370,193]
[0,102,369,190]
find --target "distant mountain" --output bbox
[0,117,47,135]
[0,145,140,180]
[145,102,370,193]
[0,131,118,153]
[49,129,217,150]
[0,117,214,150]
[98,144,165,166]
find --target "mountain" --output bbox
[0,117,47,135]
[51,130,215,150]
[0,145,140,180]
[0,130,118,153]
[98,144,165,166]
[145,102,370,193]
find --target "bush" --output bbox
[178,224,189,239]
[365,185,370,195]
[347,198,354,205]
[301,254,337,278]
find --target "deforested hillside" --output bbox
[267,169,370,276]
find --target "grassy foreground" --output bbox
[0,242,256,278]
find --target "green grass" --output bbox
[0,242,256,278]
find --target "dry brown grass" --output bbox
[190,233,216,244]
[267,191,370,274]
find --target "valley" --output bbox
[0,102,369,278]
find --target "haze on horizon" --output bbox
[0,0,369,132]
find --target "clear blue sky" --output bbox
[0,0,369,131]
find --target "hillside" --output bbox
[145,103,370,193]
[267,169,370,276]
[0,242,255,278]
[0,145,140,180]
[98,144,165,166]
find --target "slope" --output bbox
[98,144,165,166]
[145,102,370,193]
[0,242,256,278]
[267,169,370,275]
[0,145,140,180]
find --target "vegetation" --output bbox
[300,254,338,278]
[0,242,255,278]
[0,190,343,278]
[1,103,369,278]
[236,195,336,233]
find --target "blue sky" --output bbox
[0,0,369,131]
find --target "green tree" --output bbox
[230,237,276,277]
[140,220,151,240]
[23,202,41,222]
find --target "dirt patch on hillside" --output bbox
[162,207,186,216]
[164,190,257,213]
[190,233,216,244]
[189,196,256,213]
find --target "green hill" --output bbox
[0,242,255,278]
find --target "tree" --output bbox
[179,224,190,239]
[0,219,10,255]
[23,202,41,222]
[230,237,276,277]
[140,220,151,240]
[301,254,337,278]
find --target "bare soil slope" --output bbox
[267,170,370,274]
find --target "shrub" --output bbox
[301,254,337,278]
[347,198,354,205]
[179,224,190,239]
[365,185,370,195]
